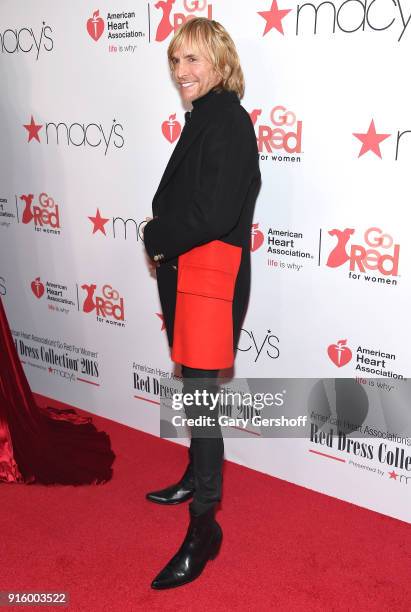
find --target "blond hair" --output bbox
[167,18,245,99]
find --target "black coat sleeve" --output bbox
[144,109,258,262]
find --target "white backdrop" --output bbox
[1,0,410,522]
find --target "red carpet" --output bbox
[1,394,410,611]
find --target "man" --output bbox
[143,17,260,589]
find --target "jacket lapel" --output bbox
[153,113,207,201]
[153,90,238,202]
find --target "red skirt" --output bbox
[171,240,242,370]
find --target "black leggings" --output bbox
[181,365,224,515]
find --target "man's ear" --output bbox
[220,64,231,83]
[223,64,231,77]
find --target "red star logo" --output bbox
[23,115,43,142]
[88,209,110,235]
[388,470,398,480]
[156,313,166,330]
[258,1,291,36]
[353,119,391,158]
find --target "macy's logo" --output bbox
[154,0,213,42]
[326,227,400,277]
[81,283,125,320]
[258,0,410,43]
[23,115,124,155]
[238,328,280,362]
[0,22,54,58]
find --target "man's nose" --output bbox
[175,61,188,80]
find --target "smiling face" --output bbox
[170,42,222,104]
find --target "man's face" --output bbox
[170,43,221,104]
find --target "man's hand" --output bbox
[146,253,159,273]
[143,217,160,270]
[142,216,153,237]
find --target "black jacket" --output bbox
[144,88,261,362]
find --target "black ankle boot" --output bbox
[151,505,222,589]
[146,464,195,505]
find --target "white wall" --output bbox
[1,0,410,522]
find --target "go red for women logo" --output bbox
[250,106,302,156]
[326,227,400,277]
[81,283,125,323]
[154,0,213,42]
[19,193,61,233]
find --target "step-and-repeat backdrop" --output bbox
[1,1,410,522]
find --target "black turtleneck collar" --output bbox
[183,88,239,125]
[191,87,238,112]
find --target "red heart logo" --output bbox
[250,223,264,252]
[327,340,352,367]
[87,11,104,41]
[162,115,181,143]
[31,277,45,299]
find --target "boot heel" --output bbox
[210,527,223,560]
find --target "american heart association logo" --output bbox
[31,277,45,299]
[250,223,264,252]
[161,114,181,143]
[327,339,352,367]
[87,10,105,42]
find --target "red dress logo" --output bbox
[326,227,400,276]
[251,105,302,154]
[20,193,60,229]
[155,0,213,42]
[81,283,125,320]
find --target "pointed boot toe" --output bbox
[150,505,222,589]
[151,565,177,590]
[146,482,194,505]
